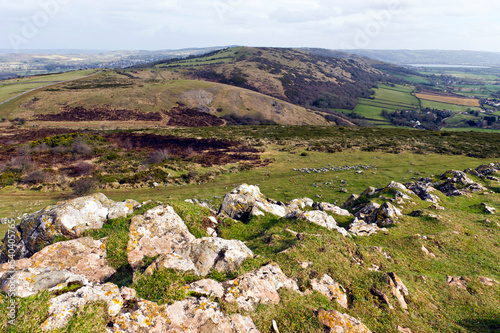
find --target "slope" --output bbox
[153,46,393,110]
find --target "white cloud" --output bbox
[0,0,499,51]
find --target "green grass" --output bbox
[0,70,98,104]
[420,99,481,113]
[0,135,499,331]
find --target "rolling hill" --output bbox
[149,46,396,110]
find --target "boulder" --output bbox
[286,210,337,230]
[311,274,348,308]
[188,279,225,298]
[317,309,372,333]
[127,205,195,269]
[479,276,499,286]
[406,182,440,203]
[447,276,467,290]
[223,263,300,311]
[188,237,254,276]
[287,197,314,210]
[218,184,266,220]
[355,203,381,219]
[314,202,352,216]
[108,297,260,333]
[146,237,254,277]
[0,267,90,298]
[387,273,409,310]
[41,283,123,331]
[364,202,402,227]
[0,193,136,263]
[481,203,496,214]
[341,194,359,209]
[0,237,115,284]
[348,218,387,236]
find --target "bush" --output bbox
[9,156,35,173]
[147,149,171,164]
[71,178,98,196]
[71,137,92,155]
[22,170,53,184]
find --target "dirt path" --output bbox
[0,70,103,106]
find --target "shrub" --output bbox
[72,161,94,177]
[147,149,171,164]
[9,156,35,173]
[71,178,98,196]
[71,137,92,155]
[33,143,50,153]
[22,170,53,184]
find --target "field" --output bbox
[0,124,499,333]
[337,84,419,124]
[415,92,481,107]
[0,69,100,107]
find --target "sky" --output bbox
[1,0,500,52]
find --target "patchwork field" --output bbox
[415,92,481,107]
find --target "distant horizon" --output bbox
[2,46,500,55]
[2,1,500,53]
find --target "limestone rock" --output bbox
[397,326,412,333]
[317,309,372,333]
[108,297,260,333]
[0,267,90,298]
[406,182,440,203]
[127,205,195,269]
[341,194,359,209]
[348,218,387,236]
[189,237,254,276]
[223,263,300,311]
[108,199,139,220]
[447,276,467,290]
[311,274,348,308]
[364,202,402,227]
[288,197,314,210]
[286,210,337,230]
[481,203,496,214]
[0,193,135,263]
[218,184,266,220]
[41,283,123,331]
[355,203,381,219]
[188,279,225,298]
[314,202,352,216]
[0,237,115,284]
[387,273,409,310]
[479,276,499,286]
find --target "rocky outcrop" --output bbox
[406,182,440,203]
[223,263,300,311]
[438,170,487,196]
[130,206,254,276]
[313,202,352,216]
[311,274,348,308]
[348,218,387,236]
[108,297,260,333]
[0,267,90,298]
[317,309,372,333]
[218,184,287,220]
[387,272,409,310]
[127,205,196,270]
[447,276,467,290]
[41,283,123,331]
[0,237,115,283]
[286,210,350,237]
[0,193,137,263]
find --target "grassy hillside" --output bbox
[0,125,499,333]
[152,47,393,110]
[0,70,335,127]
